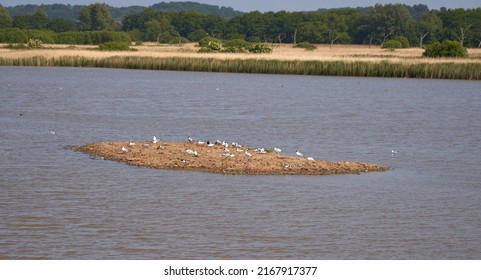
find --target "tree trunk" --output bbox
[419,32,428,48]
[293,28,297,45]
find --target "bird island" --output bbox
[74,139,389,175]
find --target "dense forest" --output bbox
[1,2,480,48]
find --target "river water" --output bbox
[1,67,480,259]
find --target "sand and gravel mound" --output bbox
[74,141,389,175]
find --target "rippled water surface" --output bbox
[1,67,480,259]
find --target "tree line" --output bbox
[1,2,480,48]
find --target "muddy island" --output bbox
[74,141,389,175]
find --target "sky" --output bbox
[1,0,480,11]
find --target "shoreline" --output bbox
[74,141,389,176]
[1,43,481,80]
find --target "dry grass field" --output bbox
[1,42,481,64]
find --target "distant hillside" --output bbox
[5,1,244,22]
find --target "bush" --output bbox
[294,42,317,50]
[382,40,403,49]
[423,40,468,58]
[198,37,221,48]
[97,41,135,51]
[394,36,410,48]
[27,38,43,48]
[2,43,29,49]
[248,43,273,53]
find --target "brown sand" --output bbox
[74,141,389,175]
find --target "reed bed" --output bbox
[1,55,480,80]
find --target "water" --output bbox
[1,67,480,259]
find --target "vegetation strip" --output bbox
[74,141,389,176]
[1,55,480,80]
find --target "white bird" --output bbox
[274,147,282,154]
[186,149,198,156]
[129,142,136,146]
[50,130,56,135]
[307,157,315,161]
[197,141,205,145]
[188,136,194,143]
[296,150,303,157]
[152,136,159,143]
[224,147,230,153]
[257,148,267,154]
[284,164,291,169]
[245,151,252,157]
[208,143,215,147]
[236,148,244,152]
[392,149,399,154]
[121,146,128,152]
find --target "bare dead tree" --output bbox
[380,30,394,48]
[328,30,340,49]
[419,32,429,48]
[454,24,472,47]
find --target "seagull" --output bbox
[392,149,399,154]
[186,149,198,157]
[50,130,56,135]
[307,157,315,161]
[274,147,282,154]
[245,151,252,157]
[188,136,194,143]
[129,142,136,146]
[296,150,303,157]
[121,146,128,152]
[152,136,158,143]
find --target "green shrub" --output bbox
[423,40,468,58]
[27,38,43,48]
[2,43,29,49]
[394,36,410,48]
[198,37,221,47]
[382,40,403,49]
[135,41,143,46]
[248,43,273,53]
[294,42,317,50]
[199,40,223,52]
[97,41,135,51]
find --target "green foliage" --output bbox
[0,28,131,45]
[199,40,223,52]
[223,39,252,52]
[198,38,271,53]
[4,4,481,48]
[135,41,143,46]
[247,43,273,53]
[2,43,29,49]
[198,36,221,47]
[0,28,30,43]
[393,36,410,48]
[97,41,135,51]
[423,40,468,58]
[27,38,43,48]
[0,4,13,28]
[78,3,114,31]
[294,42,317,50]
[54,31,131,44]
[382,40,403,49]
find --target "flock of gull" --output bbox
[120,135,317,160]
[120,136,400,160]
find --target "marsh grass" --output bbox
[1,55,480,80]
